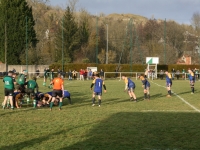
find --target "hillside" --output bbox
[106,13,148,24]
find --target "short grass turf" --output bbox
[0,78,200,150]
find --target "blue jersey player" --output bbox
[122,75,137,102]
[138,74,150,100]
[90,73,106,107]
[165,71,172,97]
[188,69,195,94]
[47,90,71,104]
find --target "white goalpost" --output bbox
[146,57,159,79]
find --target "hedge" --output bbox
[49,63,200,73]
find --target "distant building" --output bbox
[177,55,191,65]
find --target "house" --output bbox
[177,55,191,65]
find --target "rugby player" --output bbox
[2,71,14,109]
[90,73,106,107]
[122,75,137,102]
[43,68,48,86]
[13,89,23,108]
[25,76,38,97]
[138,74,150,100]
[17,70,26,93]
[49,73,64,110]
[188,69,195,94]
[165,71,172,97]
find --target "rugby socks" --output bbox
[98,100,101,105]
[50,102,54,109]
[168,90,171,95]
[92,98,95,104]
[191,87,194,93]
[68,98,72,104]
[144,93,147,99]
[59,102,63,109]
[147,94,150,100]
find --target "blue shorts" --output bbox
[190,79,195,85]
[144,83,150,89]
[128,86,135,92]
[93,92,102,96]
[166,82,172,87]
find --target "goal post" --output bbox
[146,57,159,79]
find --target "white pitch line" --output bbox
[151,81,200,113]
[140,110,196,112]
[1,108,196,112]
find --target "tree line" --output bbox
[0,0,200,65]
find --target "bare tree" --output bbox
[191,12,200,34]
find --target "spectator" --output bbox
[36,68,40,78]
[79,69,85,81]
[176,70,180,80]
[100,69,104,79]
[60,70,66,79]
[160,70,164,80]
[182,69,186,79]
[12,68,16,73]
[88,69,93,80]
[84,69,88,80]
[171,68,176,80]
[72,70,77,80]
[68,70,72,80]
[57,68,61,74]
[46,68,50,78]
[194,68,199,80]
[43,68,48,86]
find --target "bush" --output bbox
[49,63,200,73]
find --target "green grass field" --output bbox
[1,78,200,150]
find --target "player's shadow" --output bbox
[0,107,36,116]
[176,90,200,95]
[138,93,163,102]
[64,91,90,105]
[103,98,124,104]
[59,112,200,150]
[0,121,95,150]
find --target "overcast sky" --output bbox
[49,0,200,25]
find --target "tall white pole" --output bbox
[5,23,7,72]
[106,24,108,64]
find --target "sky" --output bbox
[49,0,200,25]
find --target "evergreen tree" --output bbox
[79,18,89,46]
[55,6,79,63]
[0,0,37,64]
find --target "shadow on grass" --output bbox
[60,112,200,150]
[107,93,163,103]
[0,130,65,150]
[0,122,95,150]
[176,90,200,95]
[0,107,36,116]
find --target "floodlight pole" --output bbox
[106,24,108,64]
[62,17,64,71]
[96,16,98,64]
[5,23,7,72]
[164,18,166,64]
[26,16,28,73]
[129,18,133,72]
